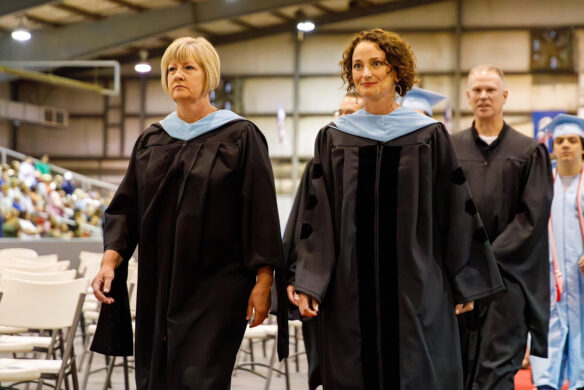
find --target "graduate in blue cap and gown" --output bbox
[401,86,446,116]
[531,114,584,390]
[289,28,504,390]
[90,37,288,390]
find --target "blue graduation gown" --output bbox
[532,174,584,390]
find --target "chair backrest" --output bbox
[1,269,77,282]
[78,251,102,278]
[0,248,38,259]
[14,254,59,264]
[0,260,70,273]
[0,278,89,329]
[128,262,138,314]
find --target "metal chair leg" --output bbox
[123,357,129,390]
[81,350,94,390]
[102,356,116,390]
[264,338,278,390]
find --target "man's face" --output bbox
[553,134,583,165]
[466,70,508,120]
[337,95,364,117]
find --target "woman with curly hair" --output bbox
[288,28,504,389]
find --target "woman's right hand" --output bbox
[297,292,319,318]
[91,250,123,305]
[92,265,116,304]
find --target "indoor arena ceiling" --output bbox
[0,0,447,65]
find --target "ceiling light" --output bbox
[12,28,31,41]
[134,63,152,73]
[134,49,151,74]
[296,21,315,32]
[12,16,31,42]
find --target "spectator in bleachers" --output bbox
[36,174,49,198]
[0,184,12,214]
[18,211,41,240]
[18,183,35,214]
[0,157,108,240]
[61,171,76,195]
[18,156,36,188]
[47,186,65,217]
[2,208,20,238]
[34,154,51,175]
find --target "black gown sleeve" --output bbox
[490,143,553,265]
[489,143,552,357]
[239,124,283,270]
[295,129,337,303]
[284,159,314,286]
[239,123,289,359]
[91,134,143,356]
[433,125,505,303]
[103,137,141,261]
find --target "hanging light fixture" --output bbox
[12,16,31,42]
[134,49,152,74]
[295,10,315,32]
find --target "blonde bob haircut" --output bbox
[160,36,221,96]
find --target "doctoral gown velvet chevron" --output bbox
[90,119,288,390]
[294,122,504,390]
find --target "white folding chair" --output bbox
[13,254,59,264]
[0,278,89,390]
[1,269,77,283]
[0,249,38,259]
[78,252,103,280]
[81,262,137,390]
[233,324,290,390]
[0,261,71,273]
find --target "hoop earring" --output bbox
[395,83,403,96]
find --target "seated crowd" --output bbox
[0,156,108,239]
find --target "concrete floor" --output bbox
[81,336,311,390]
[0,327,312,389]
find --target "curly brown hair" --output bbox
[340,29,416,97]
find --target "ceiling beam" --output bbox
[230,18,259,31]
[0,0,58,17]
[53,3,104,20]
[24,13,64,28]
[106,0,147,13]
[270,10,296,23]
[208,0,449,45]
[0,0,309,62]
[107,0,447,65]
[311,3,339,14]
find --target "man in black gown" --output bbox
[452,64,553,390]
[284,92,363,390]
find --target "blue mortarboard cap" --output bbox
[541,113,584,139]
[401,87,446,116]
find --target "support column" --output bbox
[453,0,463,132]
[292,31,302,190]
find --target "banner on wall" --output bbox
[533,110,565,152]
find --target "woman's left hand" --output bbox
[579,254,584,274]
[246,266,273,328]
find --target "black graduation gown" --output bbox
[294,122,504,390]
[90,119,288,390]
[282,159,322,390]
[451,124,552,379]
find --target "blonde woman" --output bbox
[91,37,287,390]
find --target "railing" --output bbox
[0,146,118,193]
